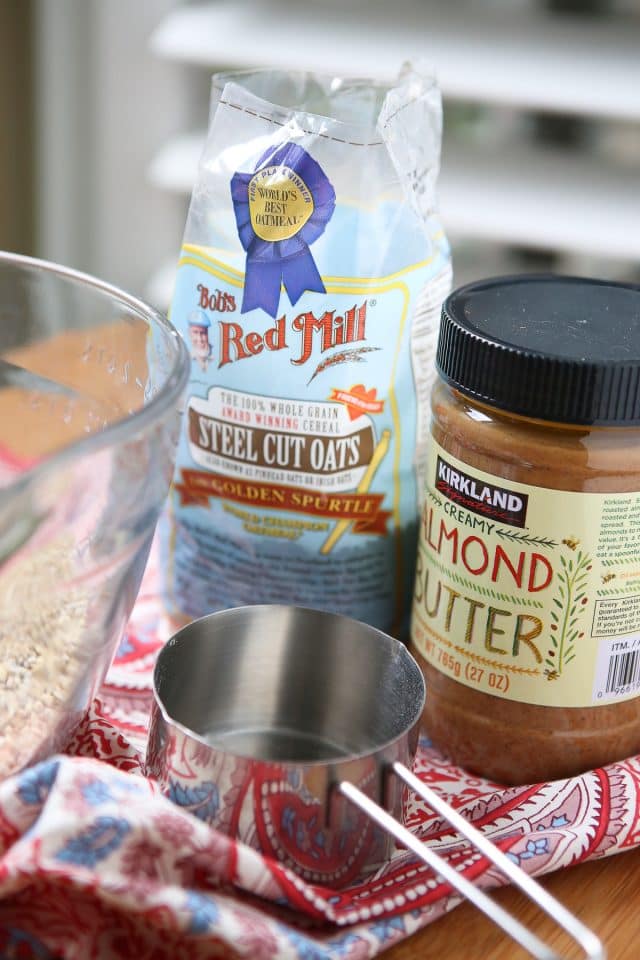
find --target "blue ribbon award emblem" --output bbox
[230,142,336,318]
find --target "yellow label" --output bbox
[248,165,314,242]
[410,439,640,707]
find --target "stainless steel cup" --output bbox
[146,604,423,886]
[146,605,604,960]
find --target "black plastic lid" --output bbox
[437,274,640,426]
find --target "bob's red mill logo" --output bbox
[436,456,529,528]
[194,286,368,368]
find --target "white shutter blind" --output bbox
[146,0,640,305]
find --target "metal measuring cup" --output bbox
[146,605,605,960]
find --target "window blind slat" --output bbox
[149,133,640,261]
[150,1,640,121]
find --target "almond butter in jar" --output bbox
[410,274,640,784]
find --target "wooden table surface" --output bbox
[385,845,640,959]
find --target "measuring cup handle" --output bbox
[390,762,605,960]
[338,769,605,960]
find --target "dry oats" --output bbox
[0,537,89,779]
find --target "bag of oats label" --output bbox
[161,66,451,637]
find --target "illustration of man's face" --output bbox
[189,323,210,359]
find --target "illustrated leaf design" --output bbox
[168,779,220,823]
[427,487,443,508]
[307,346,381,384]
[546,546,592,676]
[598,580,640,596]
[446,640,541,675]
[56,816,131,867]
[495,529,558,549]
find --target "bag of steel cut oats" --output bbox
[161,66,451,637]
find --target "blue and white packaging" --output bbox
[161,67,451,637]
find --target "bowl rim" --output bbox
[150,603,426,766]
[0,250,190,499]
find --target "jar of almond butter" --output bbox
[410,274,640,784]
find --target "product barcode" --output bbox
[605,650,640,694]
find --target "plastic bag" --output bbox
[161,66,451,636]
